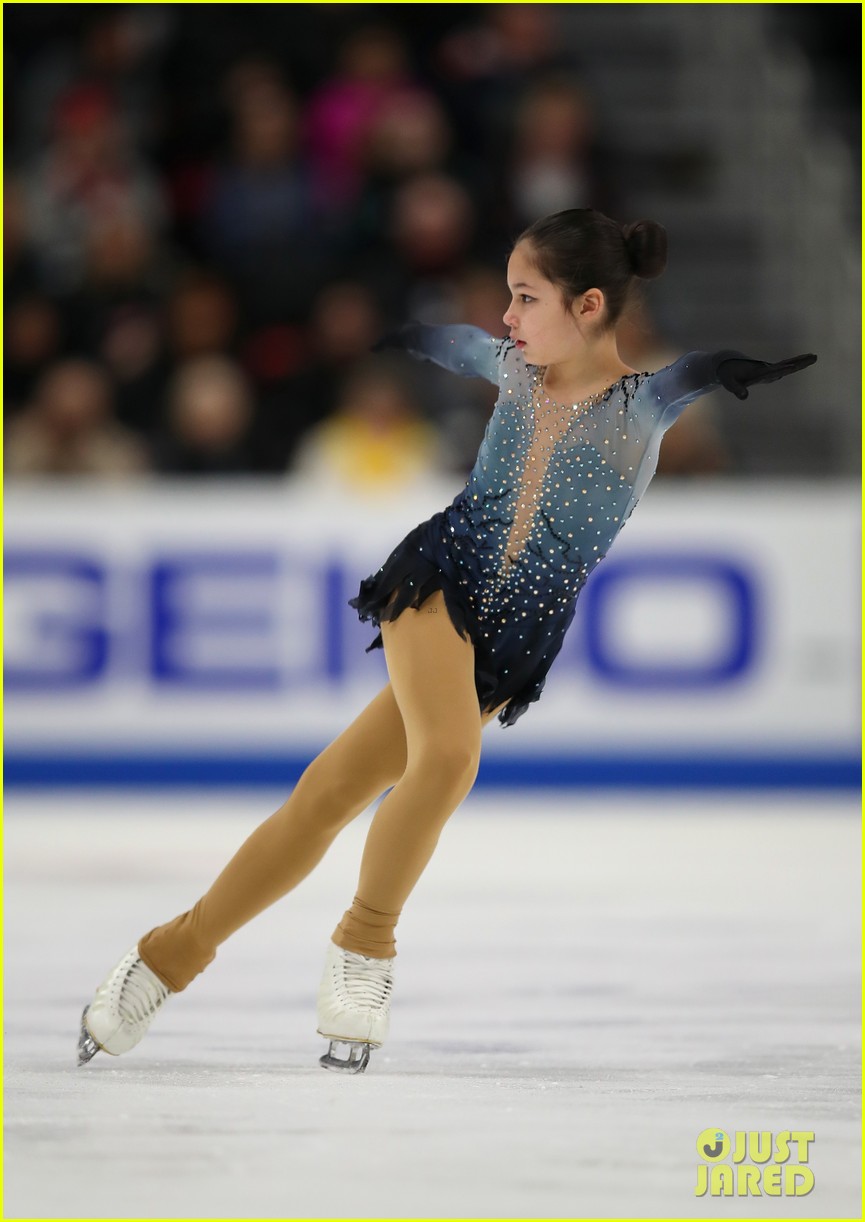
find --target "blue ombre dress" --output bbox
[350,325,746,727]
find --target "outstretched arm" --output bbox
[654,349,817,426]
[716,352,818,399]
[372,322,510,386]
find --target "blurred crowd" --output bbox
[5,4,729,490]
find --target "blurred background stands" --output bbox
[4,3,859,485]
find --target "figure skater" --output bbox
[77,208,816,1073]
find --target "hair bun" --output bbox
[623,220,667,279]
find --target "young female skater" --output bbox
[78,208,816,1073]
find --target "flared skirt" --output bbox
[349,510,577,727]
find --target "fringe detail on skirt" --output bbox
[349,544,546,728]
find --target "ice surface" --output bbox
[3,791,860,1219]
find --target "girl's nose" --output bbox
[503,306,517,328]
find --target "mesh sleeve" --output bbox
[388,324,513,387]
[648,349,748,426]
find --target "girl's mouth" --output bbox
[515,340,527,348]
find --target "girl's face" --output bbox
[503,241,601,365]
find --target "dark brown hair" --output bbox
[515,208,667,331]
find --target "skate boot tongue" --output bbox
[343,951,394,1009]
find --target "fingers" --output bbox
[774,353,818,374]
[756,354,819,385]
[719,352,818,399]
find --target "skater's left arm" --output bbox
[651,349,818,427]
[372,322,511,386]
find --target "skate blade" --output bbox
[77,1006,101,1066]
[319,1040,371,1074]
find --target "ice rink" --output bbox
[4,790,860,1219]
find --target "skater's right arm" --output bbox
[372,323,512,386]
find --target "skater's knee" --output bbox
[409,734,480,797]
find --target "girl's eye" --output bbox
[519,294,534,304]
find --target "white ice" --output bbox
[3,790,861,1219]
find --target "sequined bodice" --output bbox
[498,370,626,577]
[395,323,737,624]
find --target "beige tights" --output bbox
[138,591,499,992]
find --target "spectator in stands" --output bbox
[53,206,167,437]
[99,303,165,439]
[4,296,64,414]
[346,90,460,251]
[163,261,306,474]
[10,6,167,162]
[355,172,478,323]
[5,175,41,298]
[291,358,444,494]
[5,359,149,477]
[303,25,417,217]
[202,63,326,322]
[62,206,165,349]
[366,91,453,183]
[276,280,384,465]
[309,281,382,371]
[166,271,238,361]
[155,355,255,475]
[434,4,574,158]
[434,264,508,472]
[24,82,166,293]
[505,77,603,224]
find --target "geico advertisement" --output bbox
[3,480,859,763]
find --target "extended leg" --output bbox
[137,683,410,993]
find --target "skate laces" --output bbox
[118,960,170,1027]
[338,951,393,1012]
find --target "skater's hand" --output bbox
[371,322,423,355]
[717,353,817,400]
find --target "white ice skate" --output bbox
[77,945,172,1066]
[316,940,394,1074]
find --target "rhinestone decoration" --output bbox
[357,325,717,725]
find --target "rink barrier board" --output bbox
[5,481,859,789]
[5,751,859,789]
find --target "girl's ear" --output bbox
[579,288,605,319]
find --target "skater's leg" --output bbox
[333,590,483,958]
[139,684,409,992]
